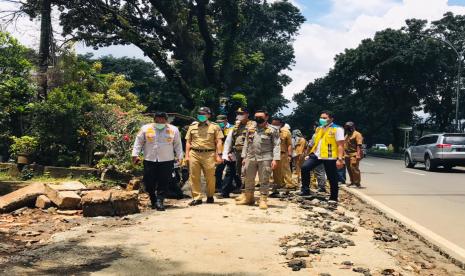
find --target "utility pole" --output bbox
[420,35,464,132]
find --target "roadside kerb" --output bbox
[342,186,465,269]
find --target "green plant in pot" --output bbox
[9,136,39,165]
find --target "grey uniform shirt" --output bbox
[241,124,281,161]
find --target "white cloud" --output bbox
[283,0,465,107]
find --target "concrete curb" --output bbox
[342,186,465,270]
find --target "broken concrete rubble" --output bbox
[45,181,87,192]
[0,182,45,213]
[35,195,52,209]
[81,190,139,217]
[110,190,139,216]
[81,190,113,217]
[46,188,81,210]
[286,247,310,258]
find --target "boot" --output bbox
[155,197,165,211]
[235,193,246,201]
[236,192,255,205]
[149,194,157,209]
[259,195,268,210]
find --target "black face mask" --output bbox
[255,117,266,124]
[345,127,354,133]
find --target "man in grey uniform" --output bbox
[236,110,280,210]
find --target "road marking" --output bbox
[402,170,425,176]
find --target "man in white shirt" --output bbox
[132,112,183,211]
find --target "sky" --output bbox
[2,0,465,113]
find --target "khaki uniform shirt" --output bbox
[280,128,292,154]
[294,137,307,155]
[185,122,224,150]
[242,124,281,161]
[222,120,255,158]
[344,130,363,156]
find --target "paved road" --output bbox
[357,157,465,250]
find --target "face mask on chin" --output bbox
[219,122,225,128]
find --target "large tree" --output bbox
[54,0,304,113]
[290,13,465,149]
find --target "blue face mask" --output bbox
[219,122,225,129]
[197,114,208,122]
[319,118,328,126]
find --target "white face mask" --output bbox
[236,115,246,121]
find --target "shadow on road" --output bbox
[0,240,258,276]
[410,167,465,174]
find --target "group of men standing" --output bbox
[131,107,364,211]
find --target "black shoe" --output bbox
[298,191,310,196]
[328,200,338,209]
[155,198,165,211]
[318,188,327,193]
[206,197,214,204]
[218,194,230,199]
[269,191,280,198]
[149,194,157,209]
[189,199,202,206]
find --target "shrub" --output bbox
[9,136,39,158]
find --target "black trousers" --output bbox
[300,154,339,201]
[143,160,174,199]
[222,160,241,195]
[215,162,226,191]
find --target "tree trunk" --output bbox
[38,0,52,100]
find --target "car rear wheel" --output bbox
[425,156,436,171]
[404,154,415,168]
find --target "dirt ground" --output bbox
[1,191,464,276]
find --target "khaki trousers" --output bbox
[345,156,361,185]
[189,151,216,200]
[273,153,293,189]
[244,159,272,195]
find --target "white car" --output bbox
[373,144,388,151]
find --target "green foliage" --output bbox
[231,93,247,107]
[20,167,35,181]
[50,0,304,115]
[28,52,148,168]
[9,136,39,157]
[290,13,465,150]
[0,31,35,158]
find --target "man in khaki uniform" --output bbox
[237,110,280,210]
[223,108,254,199]
[292,129,307,183]
[185,107,224,206]
[344,122,363,187]
[270,118,293,196]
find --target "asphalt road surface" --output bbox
[358,157,465,250]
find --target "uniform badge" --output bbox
[146,128,155,142]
